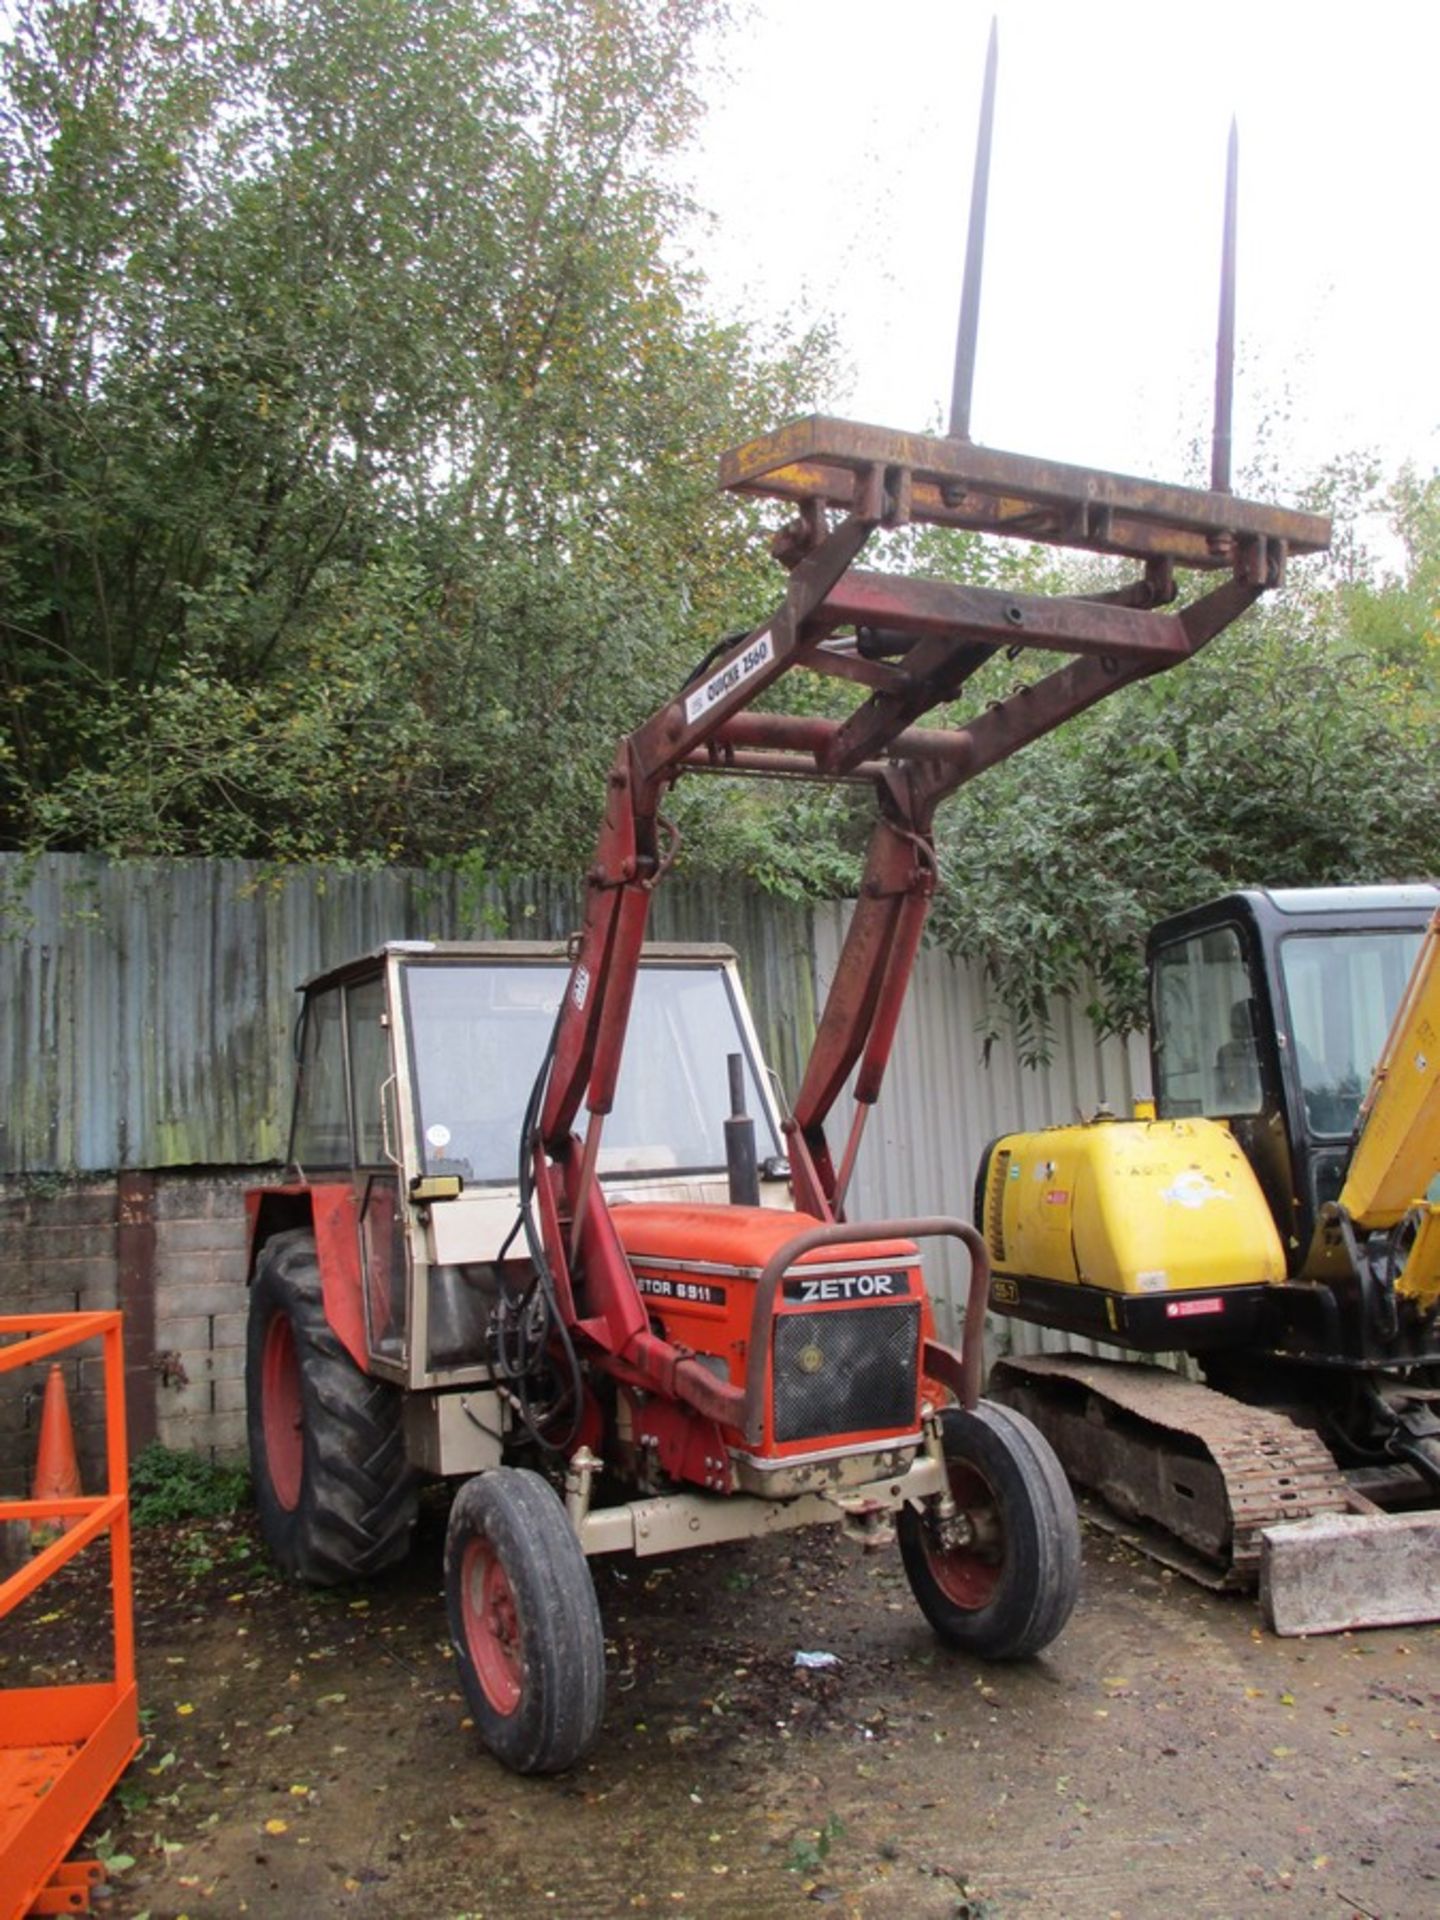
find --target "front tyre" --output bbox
[899,1400,1080,1660]
[246,1227,417,1584]
[445,1468,606,1775]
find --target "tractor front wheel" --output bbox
[899,1400,1080,1660]
[246,1228,417,1584]
[445,1468,605,1775]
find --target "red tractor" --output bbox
[244,405,1325,1771]
[244,49,1328,1768]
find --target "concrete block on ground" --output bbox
[1262,1511,1440,1635]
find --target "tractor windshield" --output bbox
[1277,929,1425,1138]
[400,961,780,1184]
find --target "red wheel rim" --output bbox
[925,1458,1004,1610]
[460,1536,522,1716]
[261,1312,304,1512]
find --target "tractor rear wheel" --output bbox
[445,1468,605,1775]
[899,1400,1080,1659]
[246,1228,417,1584]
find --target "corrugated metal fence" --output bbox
[0,855,816,1175]
[1,855,1153,1367]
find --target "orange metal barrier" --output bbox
[0,1313,139,1918]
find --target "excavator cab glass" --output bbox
[1276,928,1425,1140]
[1152,924,1265,1119]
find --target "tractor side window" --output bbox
[1153,926,1262,1118]
[347,976,391,1166]
[291,988,350,1166]
[1278,930,1424,1138]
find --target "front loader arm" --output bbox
[528,416,1327,1387]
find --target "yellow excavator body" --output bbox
[985,1115,1285,1305]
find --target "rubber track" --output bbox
[991,1354,1352,1585]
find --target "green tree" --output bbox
[0,0,830,865]
[926,513,1440,1061]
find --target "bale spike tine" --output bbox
[949,16,998,443]
[1211,116,1239,495]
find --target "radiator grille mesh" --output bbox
[772,1304,919,1443]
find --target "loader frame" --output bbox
[529,421,1329,1434]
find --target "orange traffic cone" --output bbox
[31,1362,82,1541]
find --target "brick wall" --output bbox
[0,1171,259,1493]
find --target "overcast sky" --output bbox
[680,0,1437,503]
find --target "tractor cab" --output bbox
[250,940,788,1396]
[1148,887,1440,1273]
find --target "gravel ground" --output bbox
[11,1496,1440,1920]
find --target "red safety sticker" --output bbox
[1165,1297,1224,1318]
[1044,1190,1070,1206]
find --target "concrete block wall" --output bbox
[150,1175,253,1460]
[0,1181,120,1497]
[0,1171,258,1493]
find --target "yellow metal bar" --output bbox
[1393,1206,1440,1312]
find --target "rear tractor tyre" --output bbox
[246,1228,418,1584]
[445,1468,606,1775]
[899,1400,1080,1660]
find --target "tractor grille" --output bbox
[772,1304,919,1443]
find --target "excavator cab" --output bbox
[1148,887,1439,1329]
[985,883,1440,1618]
